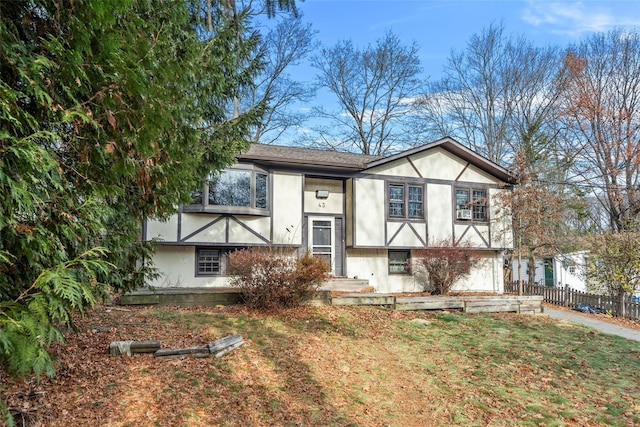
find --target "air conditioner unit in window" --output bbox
[456,209,472,220]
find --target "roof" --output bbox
[238,143,382,170]
[238,137,517,184]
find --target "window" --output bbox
[388,183,424,219]
[389,250,410,274]
[389,185,404,217]
[197,249,221,276]
[455,187,487,221]
[190,167,269,212]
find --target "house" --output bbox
[510,251,590,291]
[144,137,517,293]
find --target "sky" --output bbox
[295,0,640,79]
[272,0,640,143]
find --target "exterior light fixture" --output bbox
[315,189,330,199]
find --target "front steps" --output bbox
[319,277,374,293]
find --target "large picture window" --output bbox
[455,187,487,222]
[190,167,269,212]
[388,183,424,219]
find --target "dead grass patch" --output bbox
[1,304,639,426]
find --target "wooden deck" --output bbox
[121,288,543,314]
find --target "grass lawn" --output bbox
[2,304,639,426]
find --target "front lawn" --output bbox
[2,305,639,426]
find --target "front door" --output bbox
[543,258,554,287]
[308,216,343,276]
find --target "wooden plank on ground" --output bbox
[213,341,244,358]
[465,301,520,313]
[154,346,210,359]
[109,340,161,355]
[208,335,243,353]
[331,293,395,306]
[395,298,464,311]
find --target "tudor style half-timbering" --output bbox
[144,137,517,293]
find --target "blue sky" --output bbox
[272,0,640,144]
[295,0,640,80]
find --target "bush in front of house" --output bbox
[415,239,482,295]
[228,249,329,310]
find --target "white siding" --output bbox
[353,178,385,246]
[554,253,588,291]
[227,217,271,244]
[149,246,228,288]
[386,222,427,247]
[182,216,226,243]
[345,249,503,293]
[272,172,303,245]
[427,183,452,243]
[304,177,343,215]
[365,158,420,177]
[409,148,466,180]
[146,215,178,242]
[454,224,490,247]
[458,164,500,184]
[345,248,422,293]
[181,214,223,240]
[490,188,513,249]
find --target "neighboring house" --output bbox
[510,251,589,291]
[144,137,517,293]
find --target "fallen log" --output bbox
[213,340,243,358]
[109,340,161,356]
[154,346,210,359]
[208,334,243,353]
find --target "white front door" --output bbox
[309,216,335,274]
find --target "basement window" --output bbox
[389,250,410,274]
[196,249,221,276]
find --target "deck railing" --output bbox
[504,281,640,320]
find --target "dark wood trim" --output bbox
[180,216,226,243]
[386,222,407,246]
[228,216,271,245]
[455,162,470,182]
[452,185,491,224]
[407,222,427,247]
[407,157,423,178]
[353,171,510,190]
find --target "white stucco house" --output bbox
[144,137,517,293]
[510,251,590,292]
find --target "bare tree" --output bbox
[496,151,573,292]
[245,15,318,144]
[309,30,424,155]
[417,23,569,167]
[560,29,640,233]
[417,24,514,163]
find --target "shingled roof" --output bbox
[238,143,382,170]
[238,138,517,184]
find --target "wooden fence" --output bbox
[504,281,640,320]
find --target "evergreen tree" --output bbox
[0,0,266,421]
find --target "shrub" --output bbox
[415,239,482,295]
[228,248,328,310]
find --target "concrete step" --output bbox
[320,278,373,293]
